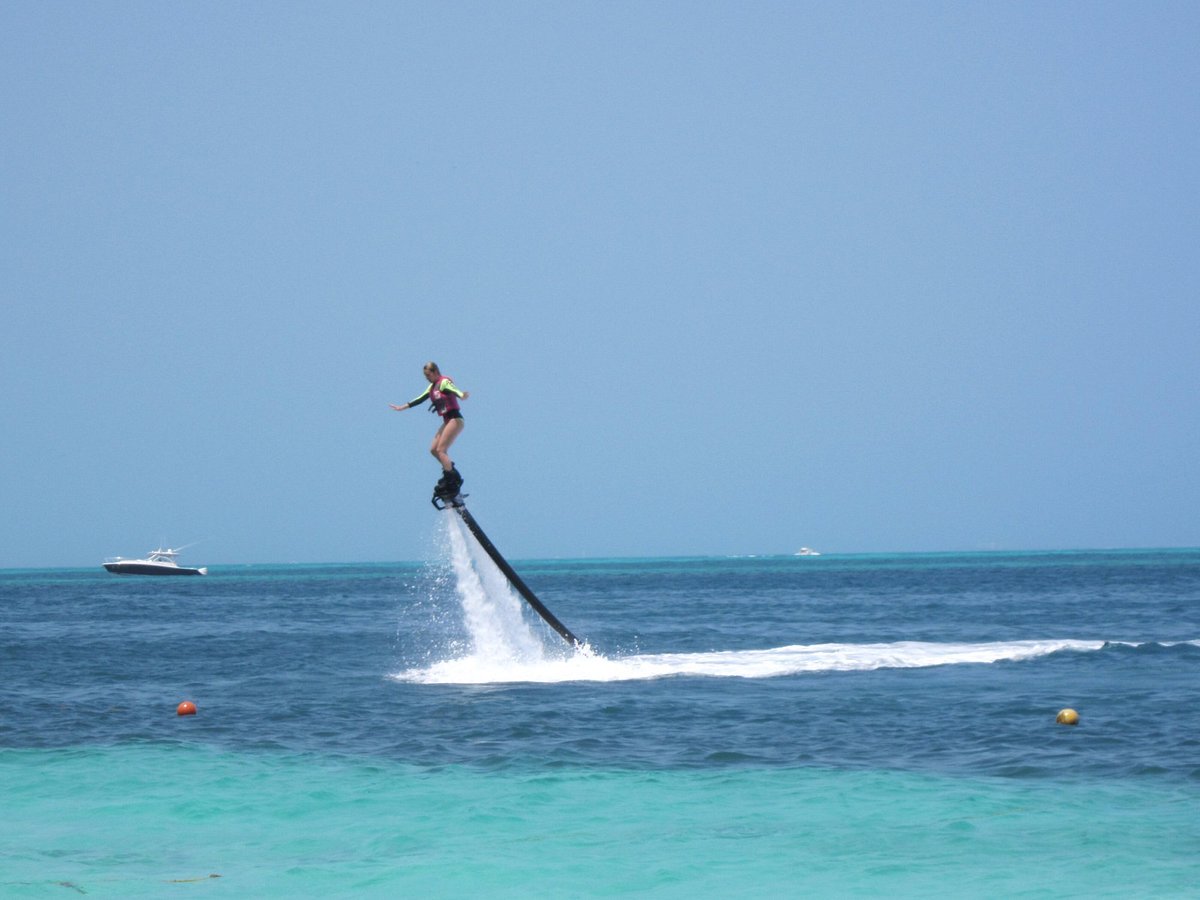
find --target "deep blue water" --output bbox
[3,544,1197,777]
[2,536,1198,895]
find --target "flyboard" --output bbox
[431,481,581,648]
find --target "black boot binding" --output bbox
[432,466,465,507]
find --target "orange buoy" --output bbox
[1056,708,1079,725]
[177,701,197,716]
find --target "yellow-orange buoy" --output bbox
[177,701,197,717]
[1056,708,1079,725]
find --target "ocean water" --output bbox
[2,515,1198,897]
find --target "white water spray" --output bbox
[437,512,568,667]
[393,520,1141,686]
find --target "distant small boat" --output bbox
[794,547,821,557]
[103,547,207,576]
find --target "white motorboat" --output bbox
[103,547,207,576]
[794,547,821,557]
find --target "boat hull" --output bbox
[103,563,206,576]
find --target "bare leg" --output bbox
[429,418,465,471]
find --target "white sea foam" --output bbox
[394,638,1109,685]
[391,517,1116,685]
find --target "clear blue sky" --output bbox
[2,2,1197,567]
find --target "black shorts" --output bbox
[442,410,464,422]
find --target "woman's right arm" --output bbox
[391,385,431,411]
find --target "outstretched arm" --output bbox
[390,385,432,411]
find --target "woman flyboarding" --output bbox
[390,362,470,495]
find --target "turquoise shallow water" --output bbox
[3,745,1197,898]
[2,533,1198,896]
